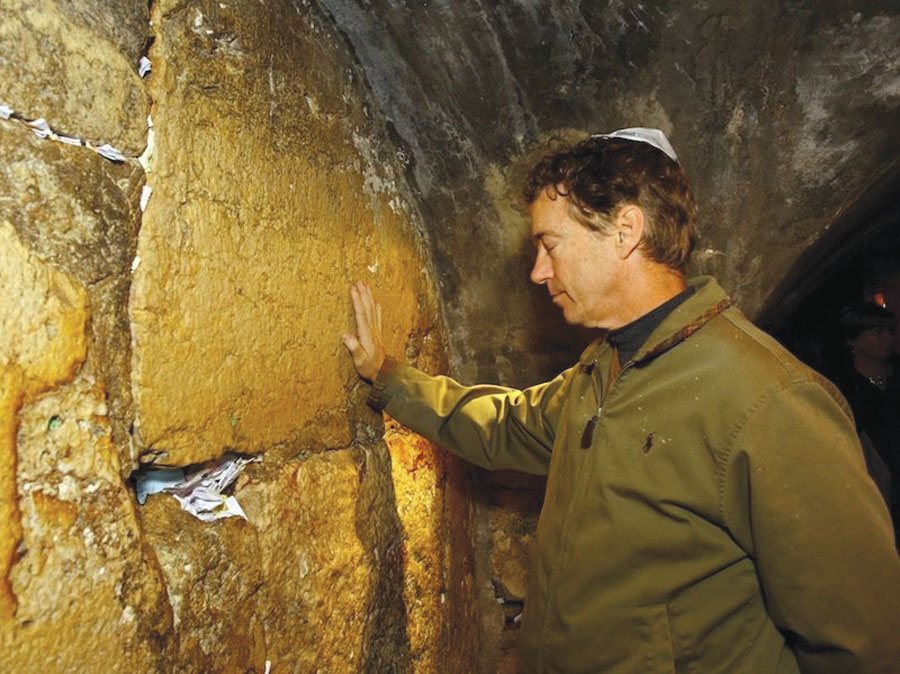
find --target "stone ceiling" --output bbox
[320,0,900,385]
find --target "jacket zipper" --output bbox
[581,358,634,449]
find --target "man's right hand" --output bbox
[342,281,387,383]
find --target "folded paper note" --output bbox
[134,454,260,522]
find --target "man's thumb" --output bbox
[342,333,360,354]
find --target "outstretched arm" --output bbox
[342,280,386,382]
[340,281,560,474]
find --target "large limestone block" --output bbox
[0,0,149,154]
[384,419,448,670]
[0,220,88,617]
[132,0,440,466]
[1,371,173,673]
[236,449,389,673]
[0,224,171,670]
[0,221,88,393]
[0,119,144,469]
[138,496,267,673]
[140,439,451,673]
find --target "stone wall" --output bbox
[4,2,898,673]
[0,1,474,672]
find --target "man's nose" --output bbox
[530,248,552,285]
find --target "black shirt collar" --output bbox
[607,287,695,365]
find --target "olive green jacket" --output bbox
[370,277,900,673]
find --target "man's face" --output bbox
[850,326,895,362]
[529,190,625,328]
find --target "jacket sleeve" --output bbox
[722,378,900,673]
[368,357,571,475]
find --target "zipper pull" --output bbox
[581,412,600,449]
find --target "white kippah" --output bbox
[591,127,678,163]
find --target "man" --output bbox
[836,303,900,538]
[342,129,900,673]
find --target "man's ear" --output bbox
[614,204,645,259]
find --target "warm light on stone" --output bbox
[129,0,439,468]
[1,0,898,671]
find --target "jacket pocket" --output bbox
[643,605,677,674]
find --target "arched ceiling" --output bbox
[321,0,900,385]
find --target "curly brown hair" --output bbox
[523,135,697,272]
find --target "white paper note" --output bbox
[134,454,260,522]
[96,143,126,162]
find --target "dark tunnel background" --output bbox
[764,166,900,385]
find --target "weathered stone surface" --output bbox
[138,424,466,673]
[0,220,88,617]
[0,0,149,154]
[384,419,447,671]
[0,222,171,671]
[1,370,173,673]
[0,119,144,471]
[131,0,442,467]
[3,0,464,671]
[677,8,900,318]
[139,495,266,673]
[2,0,476,672]
[0,220,89,394]
[237,448,400,673]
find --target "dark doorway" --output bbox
[761,165,900,384]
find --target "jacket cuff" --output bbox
[366,356,398,410]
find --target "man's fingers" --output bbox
[353,281,383,349]
[350,285,373,344]
[351,283,369,318]
[359,280,376,326]
[345,282,386,382]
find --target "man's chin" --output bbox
[559,307,583,326]
[560,307,608,330]
[555,297,591,327]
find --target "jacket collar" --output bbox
[578,276,733,367]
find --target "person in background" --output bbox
[836,303,900,540]
[344,128,900,673]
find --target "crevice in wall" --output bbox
[0,107,132,161]
[354,443,412,674]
